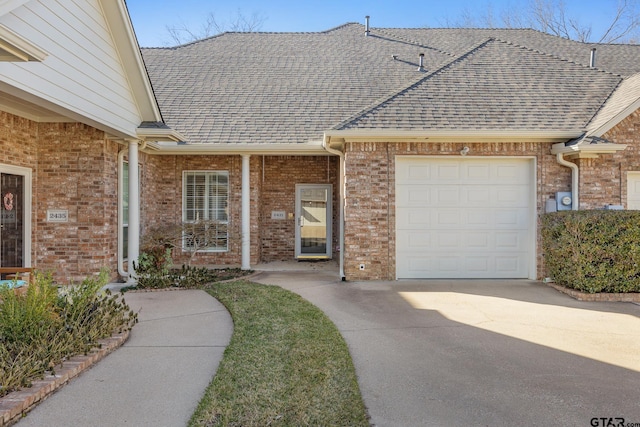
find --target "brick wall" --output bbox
[591,109,640,209]
[35,123,119,283]
[343,141,572,281]
[141,154,338,266]
[259,155,338,262]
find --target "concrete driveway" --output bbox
[252,270,640,427]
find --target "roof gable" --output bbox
[337,39,621,132]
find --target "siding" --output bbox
[0,0,141,136]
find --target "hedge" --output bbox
[541,210,640,293]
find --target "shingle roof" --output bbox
[336,39,621,132]
[141,24,640,144]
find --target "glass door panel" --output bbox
[295,184,332,259]
[1,173,24,267]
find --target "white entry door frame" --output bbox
[295,184,332,259]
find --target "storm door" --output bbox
[295,184,332,259]
[1,172,25,267]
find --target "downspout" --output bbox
[322,137,346,280]
[556,153,579,210]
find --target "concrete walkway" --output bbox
[252,270,640,427]
[16,290,232,427]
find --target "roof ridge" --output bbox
[142,22,363,50]
[372,27,455,57]
[333,38,494,130]
[490,36,624,78]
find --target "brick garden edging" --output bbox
[0,329,130,427]
[547,282,640,302]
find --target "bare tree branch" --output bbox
[442,0,640,43]
[166,9,266,45]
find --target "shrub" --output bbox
[0,270,137,397]
[541,210,640,293]
[134,249,173,289]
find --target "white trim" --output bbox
[144,141,326,155]
[241,155,251,269]
[0,163,32,267]
[117,149,127,278]
[551,142,627,158]
[325,129,582,144]
[127,140,140,283]
[0,24,48,61]
[294,184,333,259]
[181,170,230,252]
[99,0,163,122]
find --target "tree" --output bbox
[166,9,266,45]
[446,0,640,43]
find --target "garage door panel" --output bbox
[397,253,527,278]
[397,229,529,252]
[396,157,533,279]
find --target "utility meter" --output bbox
[556,192,573,211]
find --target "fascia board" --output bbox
[0,23,47,61]
[551,142,627,155]
[325,129,583,143]
[588,97,640,138]
[99,0,162,123]
[143,141,328,155]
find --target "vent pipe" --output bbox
[365,16,370,36]
[418,53,425,71]
[590,47,597,68]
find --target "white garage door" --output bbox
[396,157,534,279]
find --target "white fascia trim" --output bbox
[588,97,640,138]
[325,129,583,143]
[551,142,628,155]
[100,0,162,122]
[136,127,187,142]
[0,24,47,61]
[142,141,328,155]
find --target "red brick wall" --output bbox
[141,154,338,266]
[343,141,571,281]
[259,156,338,262]
[592,109,640,209]
[35,123,119,283]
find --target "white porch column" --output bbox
[241,154,251,270]
[127,140,140,283]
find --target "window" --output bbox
[183,171,229,251]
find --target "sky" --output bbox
[126,0,632,47]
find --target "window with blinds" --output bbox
[183,171,229,251]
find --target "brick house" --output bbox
[3,2,640,283]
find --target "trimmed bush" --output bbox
[541,210,640,293]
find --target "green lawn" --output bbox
[189,280,369,426]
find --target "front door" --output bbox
[295,184,332,259]
[1,171,25,267]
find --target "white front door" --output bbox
[295,184,332,259]
[0,165,31,268]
